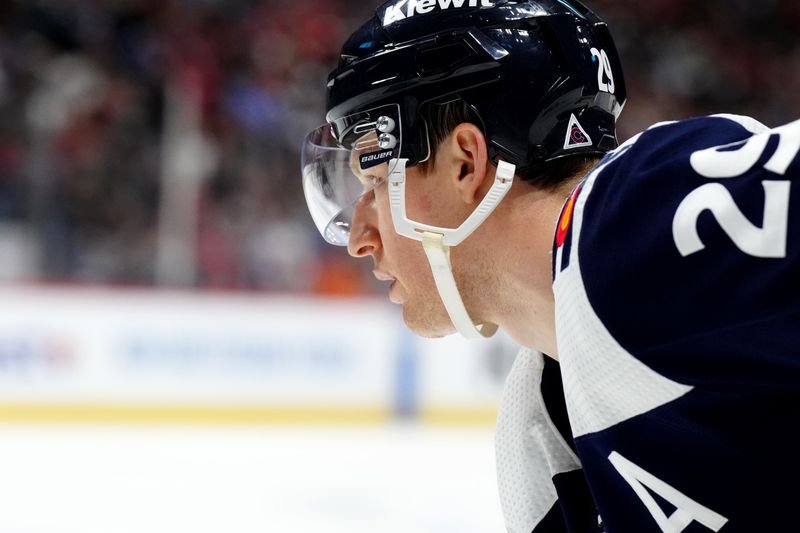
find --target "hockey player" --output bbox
[300,1,800,531]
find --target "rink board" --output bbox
[0,287,516,425]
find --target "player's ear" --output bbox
[446,123,491,205]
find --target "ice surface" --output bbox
[0,424,504,533]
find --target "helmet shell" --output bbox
[326,0,627,176]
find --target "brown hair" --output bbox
[417,98,599,191]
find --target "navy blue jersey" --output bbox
[496,115,800,533]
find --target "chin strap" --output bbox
[421,231,499,338]
[388,158,515,339]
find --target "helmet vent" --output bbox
[415,42,472,77]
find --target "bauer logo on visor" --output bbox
[360,149,394,170]
[382,0,495,26]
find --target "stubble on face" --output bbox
[377,216,455,338]
[419,254,494,338]
[389,225,494,339]
[372,162,496,339]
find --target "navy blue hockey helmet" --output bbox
[302,0,626,245]
[332,0,625,169]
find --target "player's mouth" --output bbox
[373,269,395,282]
[373,269,400,303]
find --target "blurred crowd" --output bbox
[0,0,798,294]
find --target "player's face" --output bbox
[347,164,465,338]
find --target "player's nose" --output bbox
[347,195,381,258]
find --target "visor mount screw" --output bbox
[378,133,398,150]
[376,116,396,133]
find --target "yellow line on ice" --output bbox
[420,407,498,427]
[0,404,496,427]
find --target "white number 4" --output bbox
[609,452,728,533]
[673,119,799,258]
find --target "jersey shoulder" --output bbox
[550,115,800,532]
[555,114,800,357]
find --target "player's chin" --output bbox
[401,305,454,339]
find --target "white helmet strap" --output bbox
[421,232,499,338]
[388,158,515,338]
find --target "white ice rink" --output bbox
[0,424,505,533]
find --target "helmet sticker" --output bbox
[564,114,593,150]
[591,47,616,94]
[382,0,495,27]
[360,149,395,170]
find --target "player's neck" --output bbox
[480,183,569,359]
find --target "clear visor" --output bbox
[301,104,402,245]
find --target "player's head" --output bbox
[301,0,626,338]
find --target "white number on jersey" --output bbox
[608,452,728,533]
[690,120,800,178]
[673,181,790,258]
[673,120,799,258]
